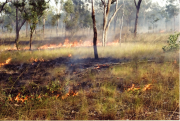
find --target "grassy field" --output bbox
[0,32,179,120]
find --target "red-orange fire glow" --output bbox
[127,84,152,92]
[29,57,44,62]
[68,54,72,57]
[127,84,140,91]
[142,84,152,91]
[0,58,11,67]
[38,39,119,50]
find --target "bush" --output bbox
[162,33,180,52]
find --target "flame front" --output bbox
[3,38,119,51]
[0,58,11,67]
[38,39,119,50]
[127,84,140,91]
[29,57,44,62]
[127,84,152,92]
[142,84,152,91]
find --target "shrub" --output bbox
[162,33,180,52]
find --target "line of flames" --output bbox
[10,89,78,103]
[3,39,119,51]
[10,83,151,103]
[0,58,11,67]
[29,57,45,62]
[38,39,119,50]
[127,84,152,92]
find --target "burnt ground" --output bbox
[0,57,158,98]
[0,57,123,91]
[0,56,154,94]
[0,56,179,120]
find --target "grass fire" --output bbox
[0,0,179,120]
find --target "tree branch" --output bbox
[0,0,8,13]
[106,0,112,15]
[101,0,105,5]
[138,0,142,8]
[134,0,137,9]
[18,19,26,31]
[106,1,123,30]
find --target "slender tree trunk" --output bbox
[114,16,117,32]
[134,0,142,38]
[26,22,28,37]
[102,5,107,47]
[153,23,154,33]
[102,0,122,46]
[43,18,45,39]
[120,0,125,46]
[56,19,59,36]
[92,0,98,59]
[30,31,33,50]
[15,7,19,50]
[174,15,175,32]
[165,20,167,32]
[171,19,173,32]
[134,8,140,37]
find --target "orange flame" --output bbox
[68,54,72,57]
[29,57,44,62]
[14,93,28,103]
[62,88,78,100]
[0,58,11,67]
[3,39,119,51]
[127,84,140,91]
[127,84,152,92]
[142,84,152,91]
[37,38,119,50]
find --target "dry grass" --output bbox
[0,60,179,120]
[0,32,179,120]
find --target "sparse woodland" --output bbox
[0,0,179,120]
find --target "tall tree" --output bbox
[101,0,123,46]
[0,0,8,13]
[26,0,49,50]
[54,0,63,36]
[12,0,26,50]
[133,0,142,37]
[92,0,98,59]
[165,0,179,32]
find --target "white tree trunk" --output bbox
[102,0,122,47]
[120,0,125,46]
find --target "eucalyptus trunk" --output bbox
[174,15,175,32]
[43,18,45,38]
[92,0,98,59]
[133,0,142,38]
[134,8,140,37]
[119,0,125,46]
[29,31,33,50]
[26,22,28,37]
[15,7,19,50]
[56,19,59,36]
[102,0,122,46]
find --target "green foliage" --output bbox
[26,0,48,34]
[51,14,61,26]
[64,0,74,15]
[162,33,180,52]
